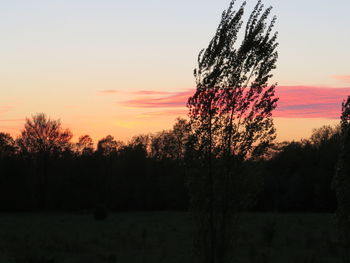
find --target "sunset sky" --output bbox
[1,0,350,143]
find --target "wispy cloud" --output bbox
[122,90,192,108]
[332,75,350,83]
[136,110,188,118]
[120,86,350,119]
[99,89,173,96]
[131,90,171,95]
[0,118,24,122]
[99,89,120,94]
[0,106,12,114]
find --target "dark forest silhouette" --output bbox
[0,113,342,213]
[0,115,189,212]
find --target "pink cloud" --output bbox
[332,75,350,83]
[121,86,350,119]
[275,86,350,119]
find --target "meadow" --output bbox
[0,212,340,263]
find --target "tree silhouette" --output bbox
[333,96,350,263]
[0,112,344,213]
[172,117,191,160]
[97,135,122,156]
[187,1,278,262]
[0,132,17,157]
[150,119,190,161]
[310,125,339,147]
[150,130,177,160]
[17,113,73,210]
[75,135,94,156]
[17,113,72,156]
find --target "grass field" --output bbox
[0,212,341,263]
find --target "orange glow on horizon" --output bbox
[1,86,347,144]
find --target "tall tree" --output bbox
[17,113,72,156]
[333,96,350,263]
[17,113,73,209]
[187,1,278,262]
[172,117,191,160]
[96,135,123,206]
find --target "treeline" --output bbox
[0,113,340,212]
[0,114,189,212]
[257,125,339,212]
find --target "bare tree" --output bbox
[17,113,73,209]
[17,113,72,155]
[187,1,278,262]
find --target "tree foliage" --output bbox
[97,135,123,156]
[0,132,17,157]
[188,0,278,161]
[187,1,278,262]
[75,135,94,156]
[150,118,190,160]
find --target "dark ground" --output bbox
[0,212,340,263]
